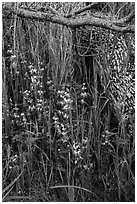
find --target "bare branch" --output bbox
[114,10,135,25]
[64,2,102,18]
[3,4,135,33]
[91,10,135,26]
[48,6,61,16]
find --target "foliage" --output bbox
[2,2,135,202]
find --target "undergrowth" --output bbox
[2,2,135,202]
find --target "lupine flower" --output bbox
[80,99,85,104]
[7,49,13,54]
[10,55,16,61]
[47,80,52,85]
[81,92,87,97]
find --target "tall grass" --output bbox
[2,2,135,202]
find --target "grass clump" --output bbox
[2,2,135,202]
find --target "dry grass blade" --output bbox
[2,186,14,201]
[2,170,24,195]
[3,195,31,202]
[49,185,99,199]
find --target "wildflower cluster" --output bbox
[21,62,45,126]
[72,141,82,164]
[5,53,92,169]
[8,152,26,170]
[54,84,89,149]
[80,83,88,104]
[3,43,104,180]
[72,139,95,173]
[5,56,48,137]
[101,129,115,148]
[52,85,73,143]
[10,104,20,127]
[8,154,19,169]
